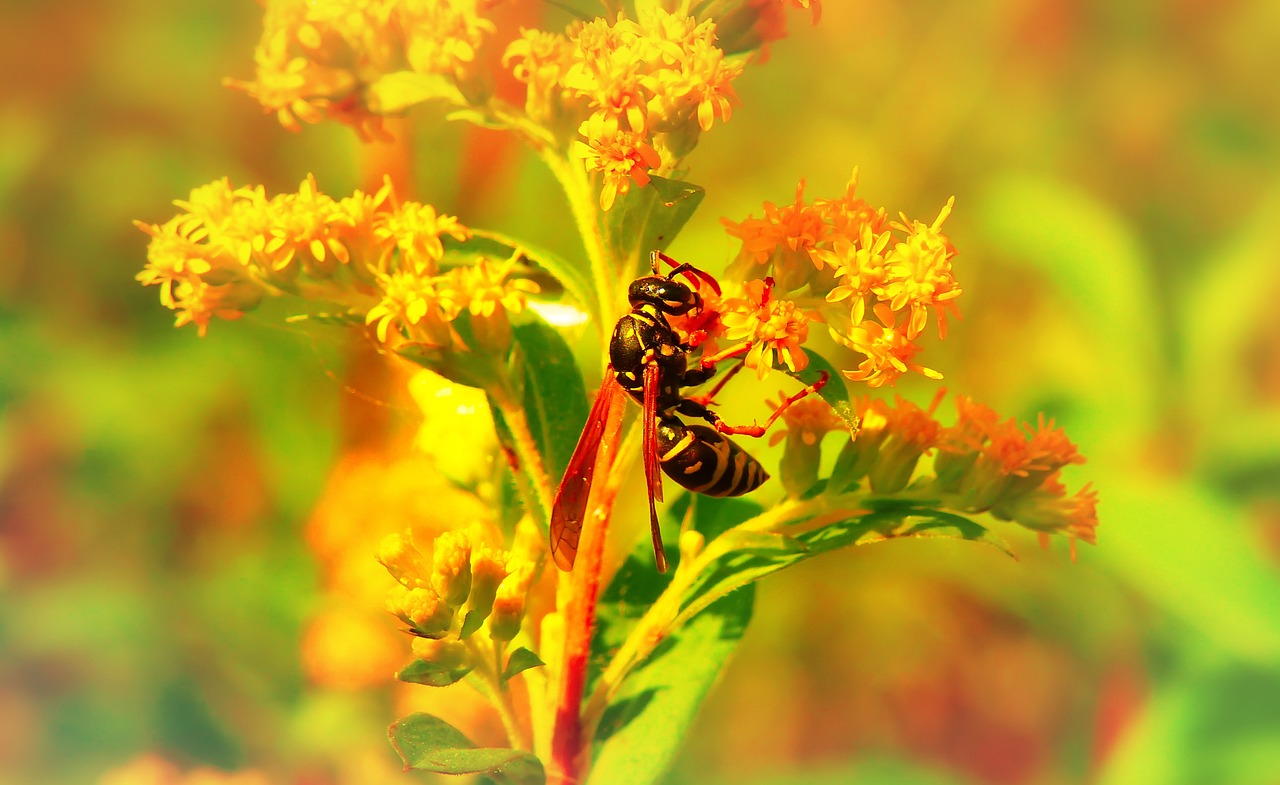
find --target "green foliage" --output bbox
[396,658,473,688]
[602,175,706,274]
[389,713,545,784]
[501,647,545,684]
[588,498,760,785]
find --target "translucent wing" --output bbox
[550,372,624,571]
[642,360,669,573]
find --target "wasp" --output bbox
[549,252,827,573]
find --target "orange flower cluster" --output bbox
[504,8,747,209]
[225,0,495,135]
[842,394,1098,545]
[135,177,536,343]
[722,173,960,387]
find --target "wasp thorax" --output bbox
[628,276,700,315]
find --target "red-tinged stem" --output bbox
[547,395,624,785]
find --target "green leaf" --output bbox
[389,713,545,784]
[603,175,705,274]
[587,586,753,785]
[505,316,590,481]
[500,647,545,684]
[365,71,464,114]
[586,496,761,785]
[396,658,472,688]
[678,499,1010,629]
[444,229,598,325]
[787,348,857,431]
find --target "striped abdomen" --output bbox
[656,418,768,497]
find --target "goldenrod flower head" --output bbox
[509,9,745,209]
[725,174,959,388]
[723,180,830,288]
[388,584,454,639]
[374,202,470,276]
[431,531,474,607]
[836,320,942,388]
[399,0,496,79]
[721,278,811,380]
[458,254,541,319]
[365,267,461,345]
[572,116,663,211]
[881,198,961,339]
[504,28,576,125]
[867,392,944,493]
[228,0,495,135]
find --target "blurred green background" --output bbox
[3,1,1279,783]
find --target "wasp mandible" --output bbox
[549,252,828,573]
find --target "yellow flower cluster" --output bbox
[504,8,746,209]
[225,0,495,136]
[843,393,1098,545]
[722,173,961,387]
[379,523,543,675]
[136,177,537,344]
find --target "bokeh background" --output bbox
[3,1,1279,783]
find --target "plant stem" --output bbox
[491,388,555,532]
[546,391,625,785]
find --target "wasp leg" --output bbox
[683,360,745,407]
[687,371,831,438]
[698,340,753,369]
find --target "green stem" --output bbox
[467,638,529,751]
[491,387,555,532]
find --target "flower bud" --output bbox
[432,532,473,608]
[465,547,510,626]
[410,636,470,670]
[678,529,705,562]
[388,585,454,639]
[488,563,534,642]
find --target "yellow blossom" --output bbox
[879,197,961,339]
[399,0,496,79]
[374,202,470,276]
[365,266,462,345]
[721,278,811,380]
[836,320,941,388]
[573,115,663,210]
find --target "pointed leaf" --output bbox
[396,658,472,688]
[603,175,705,273]
[787,348,857,432]
[500,647,545,684]
[503,316,590,481]
[389,713,544,784]
[588,587,752,785]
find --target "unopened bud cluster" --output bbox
[379,526,542,672]
[828,394,1098,544]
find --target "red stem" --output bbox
[547,395,624,783]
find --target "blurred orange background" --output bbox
[2,1,1278,784]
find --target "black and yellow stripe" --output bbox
[656,419,768,498]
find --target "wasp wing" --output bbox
[549,372,624,571]
[642,360,669,573]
